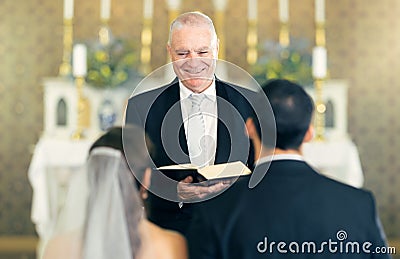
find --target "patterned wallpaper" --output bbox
[0,0,399,240]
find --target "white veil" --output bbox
[43,147,143,259]
[82,147,143,259]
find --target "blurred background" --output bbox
[0,0,399,258]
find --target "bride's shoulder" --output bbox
[141,220,188,259]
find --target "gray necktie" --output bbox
[187,94,207,167]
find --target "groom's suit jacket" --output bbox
[187,160,390,259]
[125,77,257,234]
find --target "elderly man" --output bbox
[125,12,258,235]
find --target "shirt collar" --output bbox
[179,79,217,102]
[256,153,304,166]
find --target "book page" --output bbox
[198,161,251,180]
[157,163,198,170]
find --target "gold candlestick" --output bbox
[215,10,226,60]
[313,21,327,141]
[247,19,258,65]
[279,22,289,48]
[59,19,73,76]
[314,78,326,141]
[71,77,90,140]
[315,22,326,47]
[140,18,153,75]
[99,18,111,46]
[166,8,179,64]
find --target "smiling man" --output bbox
[167,13,218,93]
[125,11,258,236]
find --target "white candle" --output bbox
[73,44,87,77]
[143,0,154,19]
[166,0,181,10]
[101,0,111,20]
[312,46,327,79]
[315,0,325,23]
[248,0,257,20]
[212,0,228,11]
[63,0,74,19]
[279,0,289,23]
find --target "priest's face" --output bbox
[167,25,219,93]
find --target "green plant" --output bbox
[251,39,313,86]
[86,38,141,88]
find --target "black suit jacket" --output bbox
[125,78,257,234]
[187,160,390,259]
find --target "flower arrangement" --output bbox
[251,38,313,87]
[86,38,141,89]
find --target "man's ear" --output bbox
[246,118,262,161]
[303,124,314,143]
[140,167,152,200]
[166,44,172,58]
[245,118,257,139]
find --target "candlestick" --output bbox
[63,0,74,19]
[101,0,111,21]
[140,18,153,75]
[71,76,91,140]
[315,0,325,23]
[72,44,87,77]
[72,45,90,140]
[279,0,289,23]
[279,22,289,47]
[215,10,226,60]
[247,20,258,65]
[59,18,73,76]
[313,0,327,141]
[314,78,326,141]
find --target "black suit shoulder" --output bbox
[188,160,389,259]
[126,80,178,126]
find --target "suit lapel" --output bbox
[153,81,190,165]
[215,80,252,166]
[165,83,189,157]
[215,81,233,164]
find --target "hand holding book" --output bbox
[157,161,251,183]
[158,161,252,202]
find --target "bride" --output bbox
[43,126,187,259]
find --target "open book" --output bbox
[157,161,251,182]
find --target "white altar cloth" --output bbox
[303,138,364,188]
[28,136,95,257]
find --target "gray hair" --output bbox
[167,11,218,46]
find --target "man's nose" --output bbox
[185,55,202,66]
[187,51,200,59]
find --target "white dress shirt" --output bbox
[179,81,218,166]
[256,153,304,166]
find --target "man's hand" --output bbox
[177,176,234,202]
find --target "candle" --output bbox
[312,46,327,79]
[143,0,153,19]
[212,0,228,11]
[63,0,74,19]
[166,0,181,10]
[315,0,325,23]
[101,0,111,20]
[73,44,87,77]
[279,0,289,23]
[248,0,257,20]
